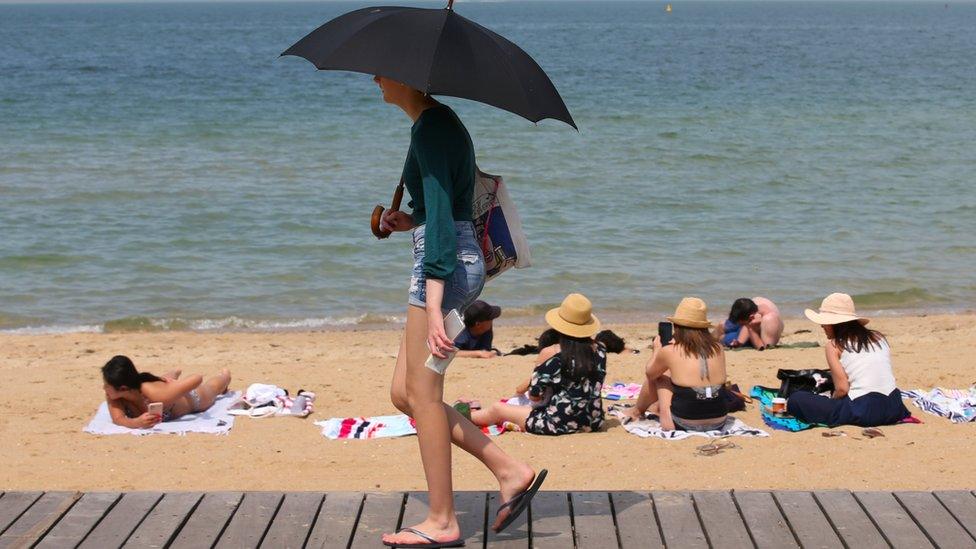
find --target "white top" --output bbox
[840,339,897,400]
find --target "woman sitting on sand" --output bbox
[101,355,231,429]
[787,293,909,426]
[622,297,728,431]
[468,294,607,435]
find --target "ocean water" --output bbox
[1,1,975,333]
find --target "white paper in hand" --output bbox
[425,309,466,375]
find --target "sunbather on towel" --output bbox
[468,294,607,435]
[621,297,729,432]
[101,355,232,429]
[786,293,910,427]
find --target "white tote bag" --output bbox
[472,169,531,281]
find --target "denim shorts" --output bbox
[408,221,486,313]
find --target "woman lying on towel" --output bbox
[787,293,909,426]
[621,297,729,432]
[101,355,232,429]
[468,294,607,435]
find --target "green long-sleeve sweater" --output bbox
[402,104,475,279]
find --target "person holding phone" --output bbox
[374,76,543,547]
[621,297,729,431]
[101,355,231,428]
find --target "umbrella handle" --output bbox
[371,180,405,239]
[447,0,454,9]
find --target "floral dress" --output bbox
[525,346,607,435]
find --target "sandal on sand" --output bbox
[493,469,548,533]
[382,527,464,548]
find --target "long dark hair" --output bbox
[831,321,886,353]
[101,355,163,390]
[673,326,722,359]
[557,333,599,380]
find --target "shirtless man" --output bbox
[716,297,784,350]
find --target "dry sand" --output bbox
[2,314,975,492]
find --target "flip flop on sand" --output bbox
[382,527,464,548]
[493,469,548,533]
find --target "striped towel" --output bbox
[902,387,976,423]
[316,414,516,440]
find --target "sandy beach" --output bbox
[2,313,975,492]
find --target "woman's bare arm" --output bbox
[141,376,203,405]
[826,341,849,399]
[106,399,159,429]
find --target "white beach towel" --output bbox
[608,405,769,440]
[83,391,240,436]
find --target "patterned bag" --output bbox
[472,169,531,280]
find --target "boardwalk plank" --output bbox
[0,492,43,536]
[304,492,363,549]
[692,491,752,549]
[486,491,529,548]
[259,492,324,549]
[0,492,79,549]
[77,492,162,549]
[612,492,663,549]
[214,492,283,549]
[652,491,707,549]
[571,492,615,549]
[814,491,887,549]
[36,492,121,549]
[855,491,933,549]
[735,491,798,548]
[896,491,976,548]
[400,492,485,548]
[123,492,202,549]
[530,492,572,549]
[168,492,242,549]
[936,491,976,540]
[773,491,843,549]
[349,492,403,549]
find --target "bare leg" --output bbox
[745,325,765,349]
[192,369,231,410]
[622,372,662,422]
[655,376,676,430]
[760,314,784,347]
[162,369,182,380]
[469,402,531,430]
[384,307,535,546]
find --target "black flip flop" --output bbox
[493,469,548,533]
[382,527,465,548]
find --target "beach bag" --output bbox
[776,369,834,398]
[472,169,531,281]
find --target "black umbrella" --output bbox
[281,1,576,129]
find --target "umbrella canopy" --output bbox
[281,4,576,129]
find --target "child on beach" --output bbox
[787,293,910,427]
[101,355,231,428]
[468,294,607,435]
[454,300,502,359]
[715,297,784,350]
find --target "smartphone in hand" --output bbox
[425,309,466,375]
[658,321,673,345]
[147,402,163,419]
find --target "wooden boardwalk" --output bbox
[3,490,976,548]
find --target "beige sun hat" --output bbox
[804,293,869,325]
[666,297,713,329]
[545,293,601,338]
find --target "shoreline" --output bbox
[3,304,974,336]
[3,312,976,491]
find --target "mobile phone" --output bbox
[147,402,163,418]
[425,309,466,375]
[658,321,673,346]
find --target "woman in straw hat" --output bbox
[787,293,910,426]
[376,77,543,546]
[622,297,729,431]
[469,293,608,435]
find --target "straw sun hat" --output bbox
[804,293,869,325]
[666,297,713,329]
[545,293,600,338]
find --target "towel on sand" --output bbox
[607,405,768,440]
[903,387,976,423]
[84,391,240,436]
[751,386,817,432]
[316,414,514,440]
[602,382,642,400]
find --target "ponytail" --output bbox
[102,355,162,390]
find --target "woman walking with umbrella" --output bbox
[283,3,574,544]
